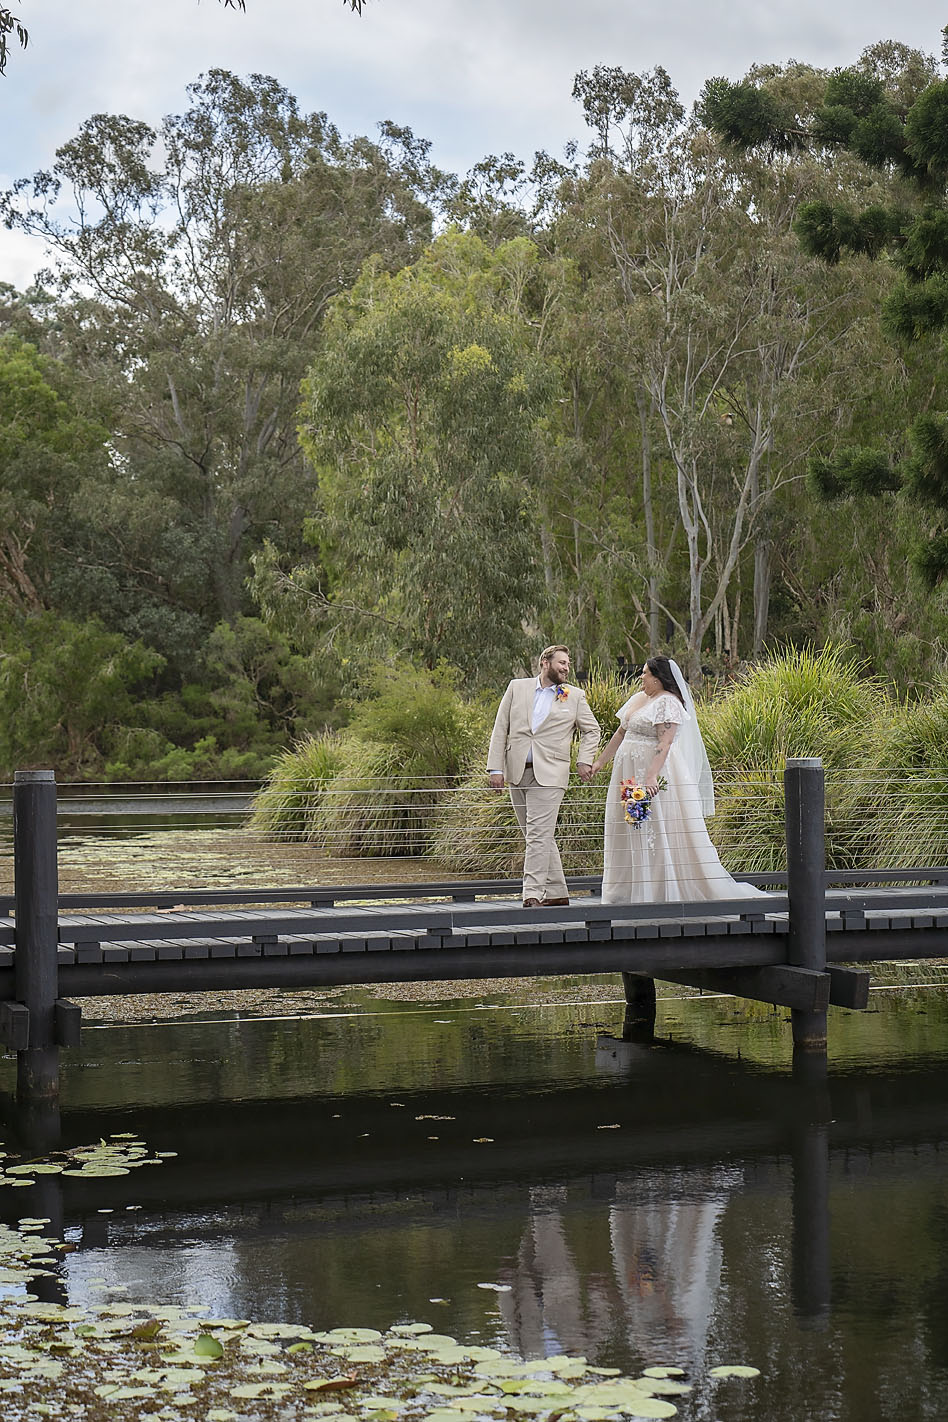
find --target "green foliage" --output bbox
[823,69,885,118]
[290,230,555,682]
[0,614,162,774]
[904,82,948,176]
[860,677,948,866]
[698,78,796,152]
[806,447,900,499]
[899,206,948,280]
[250,663,492,853]
[700,646,885,871]
[0,6,27,76]
[103,617,339,781]
[704,48,948,587]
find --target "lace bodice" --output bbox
[620,691,686,744]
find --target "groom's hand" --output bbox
[489,772,505,791]
[577,762,593,783]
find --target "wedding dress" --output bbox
[601,688,765,905]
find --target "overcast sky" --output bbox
[0,1,944,288]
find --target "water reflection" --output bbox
[1,991,947,1419]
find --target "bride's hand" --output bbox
[645,777,660,796]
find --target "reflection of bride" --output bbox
[592,656,766,905]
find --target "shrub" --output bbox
[248,733,345,839]
[858,677,948,867]
[699,645,887,871]
[250,663,492,854]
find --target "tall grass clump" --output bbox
[700,645,886,872]
[250,664,492,856]
[248,731,344,840]
[858,676,948,868]
[431,663,628,876]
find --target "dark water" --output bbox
[2,984,948,1419]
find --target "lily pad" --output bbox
[194,1334,225,1359]
[708,1364,761,1379]
[332,1345,386,1363]
[313,1327,383,1344]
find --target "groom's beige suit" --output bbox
[488,677,600,903]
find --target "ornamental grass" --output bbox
[855,676,948,869]
[699,645,886,872]
[248,731,344,840]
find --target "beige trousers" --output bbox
[509,765,568,902]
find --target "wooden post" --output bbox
[785,757,827,1052]
[621,972,656,1040]
[13,770,60,1102]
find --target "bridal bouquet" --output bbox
[619,775,667,826]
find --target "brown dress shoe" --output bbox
[522,897,542,908]
[541,897,570,907]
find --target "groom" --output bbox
[488,645,600,908]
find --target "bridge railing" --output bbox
[4,766,945,883]
[3,761,948,1098]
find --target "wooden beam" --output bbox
[54,998,82,1048]
[657,965,830,1013]
[0,1001,30,1051]
[827,966,870,1009]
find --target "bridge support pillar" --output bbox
[13,771,60,1103]
[785,758,827,1053]
[621,972,656,1039]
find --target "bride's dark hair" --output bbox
[645,655,685,703]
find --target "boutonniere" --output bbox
[555,685,569,700]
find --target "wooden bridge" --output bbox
[2,759,948,1099]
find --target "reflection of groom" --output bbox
[488,645,601,908]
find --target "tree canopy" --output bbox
[4,40,948,777]
[702,34,948,585]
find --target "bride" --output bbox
[591,656,765,904]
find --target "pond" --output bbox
[1,980,947,1420]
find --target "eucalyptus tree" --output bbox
[256,230,557,684]
[701,36,948,588]
[0,333,108,616]
[559,65,895,676]
[0,5,25,73]
[2,70,442,664]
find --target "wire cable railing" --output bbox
[3,771,948,888]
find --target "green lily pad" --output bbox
[194,1334,224,1359]
[313,1327,383,1344]
[333,1345,386,1363]
[708,1364,761,1379]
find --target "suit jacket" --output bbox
[487,678,601,789]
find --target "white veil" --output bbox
[667,659,715,816]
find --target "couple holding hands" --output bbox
[488,644,757,907]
